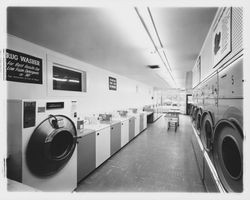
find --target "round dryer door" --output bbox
[200,113,213,152]
[195,109,202,131]
[26,115,77,176]
[189,105,194,116]
[192,107,198,121]
[213,120,243,192]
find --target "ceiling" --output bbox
[7,7,217,89]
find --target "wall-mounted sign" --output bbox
[5,49,43,84]
[212,7,232,68]
[109,76,117,91]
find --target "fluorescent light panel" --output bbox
[135,7,176,88]
[107,8,155,51]
[53,77,80,83]
[135,7,162,49]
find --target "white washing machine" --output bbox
[128,109,140,136]
[7,99,78,191]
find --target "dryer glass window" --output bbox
[222,136,242,179]
[205,120,212,149]
[51,131,74,159]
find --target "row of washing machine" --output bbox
[190,55,244,192]
[6,99,160,191]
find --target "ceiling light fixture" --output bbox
[135,7,176,88]
[147,8,172,73]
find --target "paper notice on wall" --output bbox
[212,7,232,68]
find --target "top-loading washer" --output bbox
[7,99,78,191]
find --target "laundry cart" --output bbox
[165,111,180,132]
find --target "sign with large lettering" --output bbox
[212,7,232,68]
[109,76,117,91]
[5,49,43,84]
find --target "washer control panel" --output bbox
[23,101,36,128]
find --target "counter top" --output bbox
[127,113,140,117]
[112,116,132,122]
[77,128,96,137]
[84,123,110,131]
[99,120,121,125]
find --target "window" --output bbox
[47,54,87,97]
[52,65,86,92]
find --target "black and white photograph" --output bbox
[0,0,248,200]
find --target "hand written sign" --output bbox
[6,49,43,84]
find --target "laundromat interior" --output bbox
[0,2,247,197]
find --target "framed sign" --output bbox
[5,49,43,84]
[212,7,232,68]
[109,76,117,91]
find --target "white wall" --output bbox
[7,35,154,117]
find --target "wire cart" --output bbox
[165,111,180,132]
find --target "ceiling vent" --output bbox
[148,65,160,69]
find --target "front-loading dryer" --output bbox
[7,99,78,191]
[192,105,198,122]
[196,86,204,132]
[212,56,244,192]
[189,104,194,116]
[200,72,219,155]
